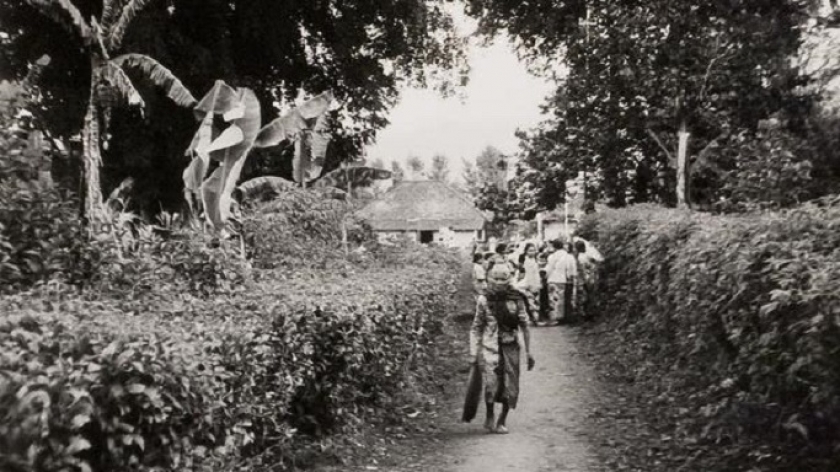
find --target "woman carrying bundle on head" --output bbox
[469,263,535,434]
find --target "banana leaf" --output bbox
[236,175,296,202]
[199,87,261,229]
[314,166,392,192]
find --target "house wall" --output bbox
[374,229,479,248]
[436,230,478,249]
[376,231,419,243]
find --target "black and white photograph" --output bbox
[1,1,840,471]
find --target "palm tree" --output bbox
[24,0,197,221]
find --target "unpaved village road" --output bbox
[420,326,603,472]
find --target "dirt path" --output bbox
[413,325,603,472]
[316,262,607,472]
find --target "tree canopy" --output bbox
[466,0,839,210]
[0,0,468,215]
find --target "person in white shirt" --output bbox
[544,239,577,325]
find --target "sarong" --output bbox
[483,342,521,408]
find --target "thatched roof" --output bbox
[357,180,486,231]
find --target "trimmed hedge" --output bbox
[579,198,840,467]
[0,262,458,471]
[0,183,462,471]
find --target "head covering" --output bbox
[487,262,513,283]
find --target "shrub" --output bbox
[0,311,222,472]
[581,198,840,466]
[0,260,460,471]
[0,178,83,293]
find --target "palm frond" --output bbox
[100,61,144,108]
[111,54,197,107]
[107,0,156,51]
[236,175,296,202]
[101,0,127,30]
[25,0,92,43]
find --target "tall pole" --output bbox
[564,198,569,238]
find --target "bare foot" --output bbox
[484,416,496,432]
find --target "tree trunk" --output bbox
[82,66,104,221]
[676,121,691,209]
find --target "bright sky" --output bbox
[365,34,554,182]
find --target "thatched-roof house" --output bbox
[356,180,486,247]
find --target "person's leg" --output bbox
[563,282,573,324]
[549,283,562,324]
[496,400,510,434]
[530,288,541,324]
[484,401,495,431]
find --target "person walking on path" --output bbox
[545,239,578,325]
[470,263,535,434]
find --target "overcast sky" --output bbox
[365,33,554,182]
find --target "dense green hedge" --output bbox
[0,264,458,471]
[0,179,462,471]
[579,198,840,466]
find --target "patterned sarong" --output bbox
[483,341,521,408]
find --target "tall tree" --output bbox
[406,155,425,178]
[11,0,197,220]
[1,0,468,216]
[466,0,817,209]
[429,153,450,182]
[390,160,405,183]
[462,145,507,198]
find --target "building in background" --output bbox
[357,180,486,248]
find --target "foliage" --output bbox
[466,0,829,208]
[390,161,405,183]
[0,311,223,472]
[710,125,818,212]
[462,145,507,199]
[0,238,460,472]
[406,155,424,179]
[242,187,371,270]
[0,118,83,292]
[14,0,199,218]
[184,81,335,230]
[1,0,469,215]
[0,175,83,293]
[428,154,450,182]
[235,175,298,204]
[579,200,840,469]
[312,165,392,193]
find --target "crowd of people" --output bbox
[471,237,603,326]
[465,236,604,434]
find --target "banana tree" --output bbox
[24,0,197,221]
[182,82,333,231]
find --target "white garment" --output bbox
[517,257,541,291]
[545,250,578,284]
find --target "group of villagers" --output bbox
[467,238,603,434]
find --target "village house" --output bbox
[356,180,486,248]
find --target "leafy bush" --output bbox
[0,257,460,471]
[242,187,374,269]
[0,311,222,472]
[0,177,83,293]
[580,198,840,467]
